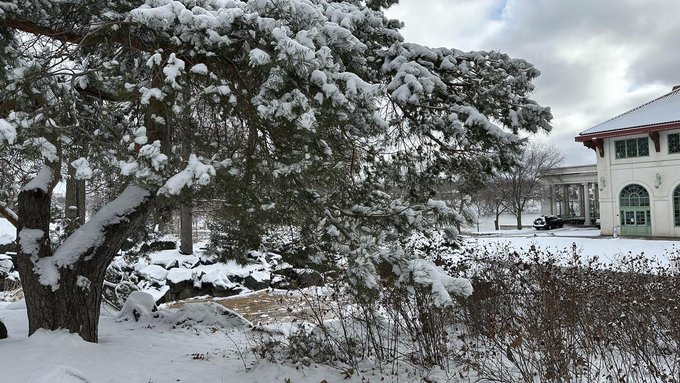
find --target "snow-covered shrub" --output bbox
[251,229,473,375]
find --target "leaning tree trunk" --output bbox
[16,183,153,343]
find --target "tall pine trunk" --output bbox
[15,183,153,343]
[179,202,193,255]
[179,139,193,255]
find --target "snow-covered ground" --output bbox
[0,217,14,245]
[0,300,369,383]
[465,226,680,267]
[2,222,680,382]
[468,212,543,232]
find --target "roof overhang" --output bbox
[575,121,680,143]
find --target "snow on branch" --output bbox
[0,201,18,227]
[158,154,215,196]
[0,119,17,145]
[21,166,53,193]
[33,185,151,291]
[401,258,473,307]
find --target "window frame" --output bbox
[674,186,680,226]
[614,137,649,159]
[620,184,650,207]
[668,133,680,154]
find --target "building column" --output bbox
[594,184,600,219]
[583,182,591,225]
[550,185,557,215]
[562,184,570,218]
[578,183,585,218]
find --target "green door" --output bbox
[619,184,651,236]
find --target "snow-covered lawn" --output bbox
[0,300,369,383]
[464,226,680,267]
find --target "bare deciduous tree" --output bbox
[492,143,564,229]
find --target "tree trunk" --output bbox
[179,137,193,255]
[516,210,523,230]
[65,164,86,235]
[494,205,502,231]
[16,184,153,343]
[179,202,193,255]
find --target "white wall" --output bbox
[597,130,680,236]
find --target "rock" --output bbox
[272,267,324,288]
[244,275,270,291]
[165,280,205,301]
[0,254,13,279]
[205,282,244,297]
[149,240,177,251]
[120,239,135,251]
[118,291,157,322]
[136,265,169,287]
[270,274,289,289]
[169,302,252,330]
[0,243,16,255]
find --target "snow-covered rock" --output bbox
[0,218,15,246]
[164,302,252,331]
[167,268,193,284]
[136,265,169,285]
[148,250,198,269]
[117,291,157,321]
[272,267,324,288]
[0,254,13,278]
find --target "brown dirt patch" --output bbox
[168,290,331,324]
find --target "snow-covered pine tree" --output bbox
[0,0,551,342]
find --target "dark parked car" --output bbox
[533,215,564,230]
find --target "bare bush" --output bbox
[251,238,680,383]
[447,243,680,383]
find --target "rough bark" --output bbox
[65,165,86,235]
[179,202,193,255]
[16,184,154,343]
[179,134,193,255]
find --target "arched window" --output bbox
[619,184,651,235]
[674,186,680,226]
[620,184,649,207]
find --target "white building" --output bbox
[576,86,680,237]
[540,165,598,225]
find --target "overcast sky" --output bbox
[386,0,680,166]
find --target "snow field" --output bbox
[0,300,372,383]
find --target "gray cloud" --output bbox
[387,0,680,165]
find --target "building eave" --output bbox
[575,121,680,143]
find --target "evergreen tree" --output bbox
[0,0,551,342]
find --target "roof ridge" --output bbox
[582,87,680,135]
